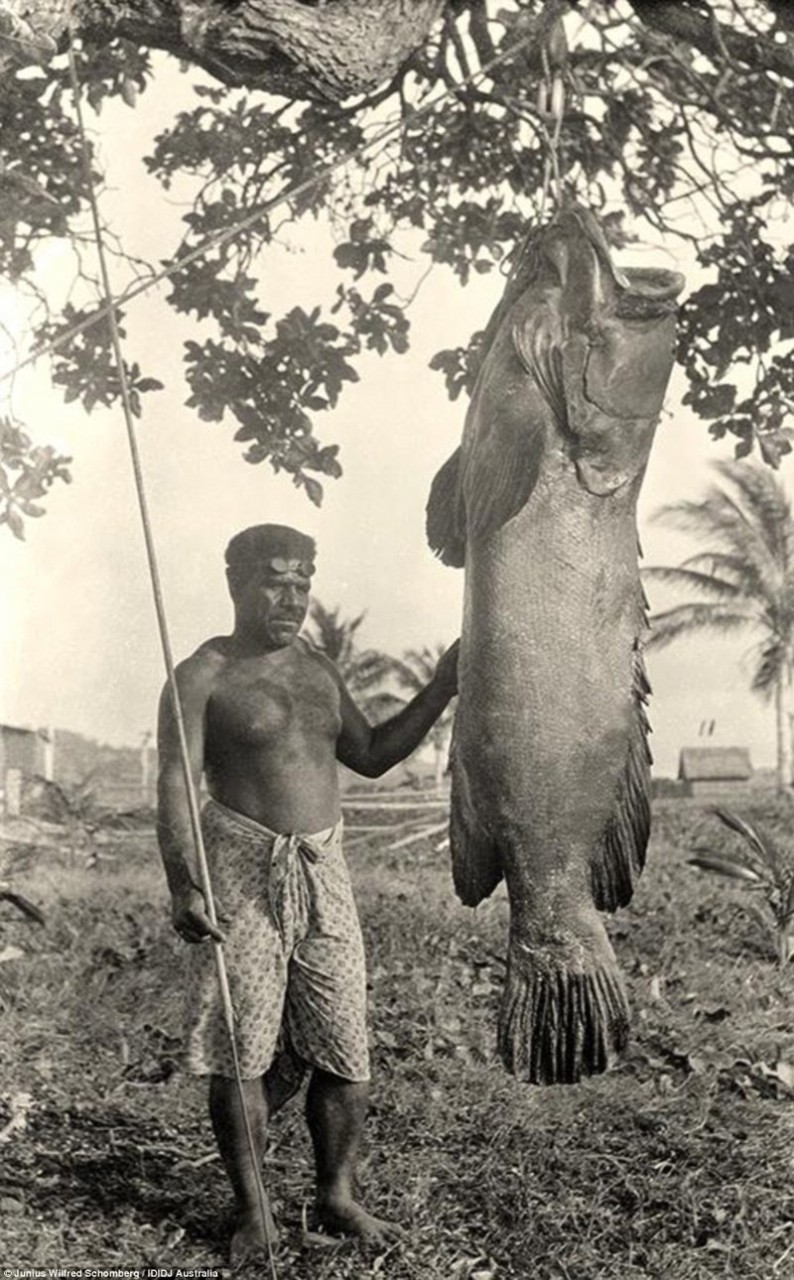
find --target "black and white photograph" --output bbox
[0,2,792,1276]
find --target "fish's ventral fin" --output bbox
[426,447,465,567]
[498,935,630,1085]
[449,758,503,905]
[590,642,652,910]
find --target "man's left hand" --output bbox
[434,638,460,698]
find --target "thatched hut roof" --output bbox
[678,747,752,782]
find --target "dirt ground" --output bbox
[1,800,793,1279]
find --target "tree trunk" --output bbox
[1,0,447,98]
[775,670,791,793]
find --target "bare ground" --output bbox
[1,800,793,1278]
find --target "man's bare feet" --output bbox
[316,1192,405,1245]
[230,1204,279,1264]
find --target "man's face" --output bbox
[233,559,312,650]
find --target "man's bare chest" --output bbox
[207,653,341,748]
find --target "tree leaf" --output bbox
[688,855,762,883]
[6,507,25,539]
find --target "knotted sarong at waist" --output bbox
[182,799,370,1084]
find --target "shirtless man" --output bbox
[156,523,458,1261]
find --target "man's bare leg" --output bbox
[306,1068,404,1243]
[209,1074,278,1262]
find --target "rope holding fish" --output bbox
[537,16,568,220]
[63,9,278,1277]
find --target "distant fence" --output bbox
[342,792,450,853]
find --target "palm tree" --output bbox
[643,460,794,793]
[386,645,457,793]
[305,600,395,713]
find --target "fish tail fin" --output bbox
[450,758,503,906]
[498,925,629,1085]
[590,641,652,911]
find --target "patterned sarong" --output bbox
[182,799,370,1083]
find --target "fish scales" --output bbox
[427,205,684,1085]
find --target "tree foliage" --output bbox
[1,0,792,535]
[385,643,457,789]
[304,598,395,704]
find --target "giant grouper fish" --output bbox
[426,204,685,1085]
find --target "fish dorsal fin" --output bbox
[589,640,652,910]
[512,299,566,422]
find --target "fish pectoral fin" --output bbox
[426,447,466,567]
[562,333,663,497]
[511,302,566,423]
[462,419,542,543]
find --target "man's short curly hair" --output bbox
[225,524,316,591]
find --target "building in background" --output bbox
[0,723,48,778]
[678,747,753,800]
[0,723,157,815]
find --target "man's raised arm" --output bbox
[335,640,459,779]
[156,655,224,943]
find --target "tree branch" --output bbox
[2,0,448,99]
[627,0,794,83]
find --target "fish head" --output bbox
[519,205,686,495]
[426,205,685,564]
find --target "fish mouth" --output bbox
[614,266,686,319]
[541,205,686,317]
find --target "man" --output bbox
[156,523,458,1261]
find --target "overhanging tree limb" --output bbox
[5,2,793,93]
[2,0,793,529]
[627,0,794,83]
[1,0,449,98]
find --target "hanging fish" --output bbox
[427,204,684,1084]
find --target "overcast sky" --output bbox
[0,55,789,778]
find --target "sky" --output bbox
[0,51,790,779]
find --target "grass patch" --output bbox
[0,800,792,1277]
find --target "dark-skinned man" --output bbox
[156,523,459,1262]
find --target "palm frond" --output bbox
[646,604,755,650]
[377,655,424,692]
[361,691,406,724]
[642,564,744,600]
[652,464,790,588]
[688,854,763,884]
[712,808,787,883]
[307,600,367,665]
[384,646,446,693]
[715,461,793,550]
[679,552,769,599]
[348,649,397,693]
[750,639,789,696]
